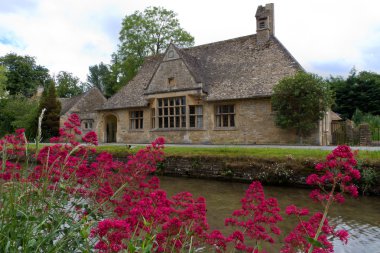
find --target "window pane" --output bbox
[164,117,168,128]
[181,116,186,127]
[181,106,186,115]
[175,107,180,115]
[164,108,168,115]
[197,116,203,128]
[170,98,174,106]
[158,99,162,107]
[189,106,195,115]
[181,97,186,105]
[190,115,195,127]
[175,116,180,127]
[170,107,174,115]
[230,115,235,127]
[164,99,168,106]
[196,106,202,114]
[159,117,162,128]
[223,115,228,127]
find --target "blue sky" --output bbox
[1,0,380,82]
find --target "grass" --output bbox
[93,145,380,161]
[26,142,380,161]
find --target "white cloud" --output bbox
[1,0,380,81]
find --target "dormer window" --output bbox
[168,77,176,86]
[168,50,174,59]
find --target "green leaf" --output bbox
[306,237,325,248]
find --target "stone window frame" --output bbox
[157,96,186,129]
[215,104,236,128]
[151,108,156,129]
[129,110,144,130]
[258,17,267,30]
[168,77,176,86]
[83,120,93,130]
[189,105,203,128]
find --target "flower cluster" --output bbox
[225,181,283,252]
[0,128,26,180]
[281,145,359,253]
[306,145,360,202]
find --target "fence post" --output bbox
[359,124,372,146]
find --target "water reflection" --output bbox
[159,176,380,253]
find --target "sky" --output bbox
[1,0,380,82]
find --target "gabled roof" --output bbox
[100,34,303,110]
[60,87,106,115]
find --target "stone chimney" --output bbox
[255,3,274,44]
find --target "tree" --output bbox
[0,95,39,138]
[38,79,61,140]
[113,6,194,92]
[330,69,380,119]
[271,72,334,143]
[0,65,7,98]
[0,53,50,97]
[87,62,116,98]
[55,71,84,98]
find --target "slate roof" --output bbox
[59,94,85,116]
[60,87,106,115]
[100,34,303,110]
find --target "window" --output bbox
[168,77,176,86]
[158,97,186,128]
[215,105,235,128]
[189,105,203,128]
[151,109,156,128]
[259,21,266,29]
[168,50,174,58]
[83,120,93,129]
[130,111,143,129]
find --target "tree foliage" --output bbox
[0,65,7,98]
[0,95,39,138]
[107,6,194,95]
[87,62,116,98]
[272,72,333,141]
[39,79,61,140]
[0,53,50,97]
[329,69,380,119]
[55,71,84,98]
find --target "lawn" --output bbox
[94,145,380,161]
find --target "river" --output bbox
[159,176,380,253]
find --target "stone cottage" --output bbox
[90,3,332,145]
[60,87,106,134]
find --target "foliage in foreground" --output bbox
[0,114,361,252]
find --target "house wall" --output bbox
[97,97,320,145]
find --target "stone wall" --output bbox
[109,154,380,196]
[97,98,321,145]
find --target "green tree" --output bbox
[330,69,380,119]
[39,80,61,140]
[0,95,39,138]
[87,62,115,97]
[0,53,50,97]
[55,71,84,98]
[0,65,7,98]
[113,6,194,93]
[271,72,334,143]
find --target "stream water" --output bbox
[159,176,380,253]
